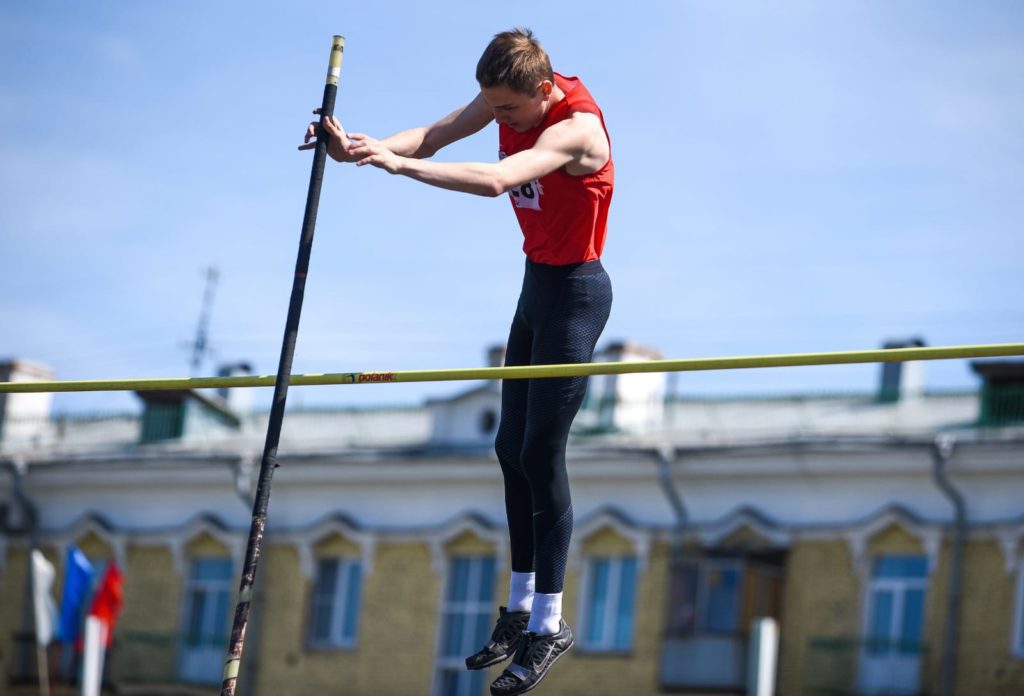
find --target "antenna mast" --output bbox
[190,266,219,376]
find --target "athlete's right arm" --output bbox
[375,93,493,158]
[300,94,493,162]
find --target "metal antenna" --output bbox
[190,266,220,376]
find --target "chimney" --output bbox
[135,387,242,444]
[878,337,926,403]
[484,345,506,390]
[580,341,665,433]
[0,360,55,447]
[486,345,506,368]
[216,362,254,416]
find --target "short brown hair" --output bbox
[476,27,554,95]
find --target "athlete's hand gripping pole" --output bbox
[219,35,345,696]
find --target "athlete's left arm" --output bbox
[351,112,607,197]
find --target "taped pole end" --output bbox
[327,35,345,86]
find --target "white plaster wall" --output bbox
[20,440,1024,541]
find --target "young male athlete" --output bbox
[301,28,613,695]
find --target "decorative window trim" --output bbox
[428,515,507,575]
[45,514,127,570]
[166,516,245,577]
[698,507,792,549]
[286,515,376,581]
[840,508,941,578]
[573,509,650,573]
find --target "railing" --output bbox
[6,630,226,694]
[979,385,1024,426]
[804,635,930,695]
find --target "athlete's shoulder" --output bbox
[554,72,601,118]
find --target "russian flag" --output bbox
[89,564,124,647]
[57,546,94,645]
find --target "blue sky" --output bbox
[2,1,1022,414]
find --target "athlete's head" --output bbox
[476,28,558,132]
[477,27,553,94]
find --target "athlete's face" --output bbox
[481,80,554,132]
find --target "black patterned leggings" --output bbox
[494,258,612,594]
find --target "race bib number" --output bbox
[499,149,543,211]
[509,180,543,211]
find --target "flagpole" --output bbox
[32,555,51,696]
[15,458,51,696]
[36,644,50,696]
[29,548,54,696]
[81,617,107,696]
[219,35,345,696]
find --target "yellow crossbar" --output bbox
[1,343,1021,394]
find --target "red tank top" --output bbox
[498,73,614,265]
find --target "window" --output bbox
[667,558,781,637]
[857,554,929,694]
[705,565,741,632]
[184,558,233,648]
[179,557,233,683]
[581,556,637,651]
[864,555,928,656]
[308,557,363,648]
[660,555,783,691]
[140,402,185,442]
[435,556,496,696]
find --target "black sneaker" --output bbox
[489,619,574,695]
[465,606,531,670]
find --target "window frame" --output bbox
[700,559,744,634]
[578,555,639,653]
[666,555,783,638]
[177,555,235,685]
[181,556,234,648]
[305,556,363,650]
[860,553,929,657]
[433,555,497,696]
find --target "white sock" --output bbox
[527,592,562,635]
[507,571,535,613]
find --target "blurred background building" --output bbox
[2,339,1023,695]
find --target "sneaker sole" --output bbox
[466,649,515,671]
[489,635,574,696]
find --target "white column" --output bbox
[81,617,108,696]
[747,617,779,696]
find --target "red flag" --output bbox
[88,564,124,647]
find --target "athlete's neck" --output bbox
[535,86,565,126]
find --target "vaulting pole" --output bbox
[219,35,345,696]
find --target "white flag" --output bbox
[31,549,58,646]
